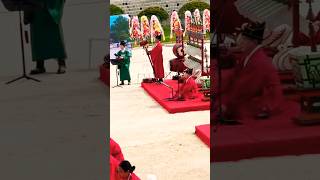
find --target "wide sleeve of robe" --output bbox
[110,155,119,180]
[110,138,124,162]
[150,43,161,65]
[30,0,67,61]
[123,50,131,64]
[46,0,65,24]
[150,42,164,78]
[224,49,283,117]
[130,173,141,180]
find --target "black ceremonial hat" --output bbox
[241,21,266,41]
[120,41,126,46]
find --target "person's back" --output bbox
[223,48,283,119]
[149,35,164,81]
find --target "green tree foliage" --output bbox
[110,4,124,15]
[178,0,210,18]
[138,7,169,22]
[110,16,130,43]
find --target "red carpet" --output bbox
[211,101,320,162]
[195,124,210,147]
[141,80,210,113]
[99,64,109,86]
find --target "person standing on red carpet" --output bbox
[148,35,165,82]
[214,22,284,121]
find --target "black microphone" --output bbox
[24,30,29,43]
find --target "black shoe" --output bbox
[30,68,46,75]
[120,81,124,85]
[128,81,131,85]
[57,66,66,74]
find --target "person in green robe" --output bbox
[24,0,67,74]
[114,41,131,85]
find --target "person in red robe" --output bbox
[175,68,198,100]
[148,35,165,82]
[213,22,284,121]
[110,138,124,162]
[110,155,140,180]
[110,155,118,180]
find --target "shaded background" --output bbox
[0,0,108,77]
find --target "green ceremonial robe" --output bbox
[30,0,67,61]
[116,50,131,81]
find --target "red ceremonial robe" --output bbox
[109,155,140,180]
[316,29,320,44]
[150,42,165,79]
[110,155,118,180]
[110,138,124,161]
[180,77,198,99]
[216,48,284,120]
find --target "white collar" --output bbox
[243,45,262,68]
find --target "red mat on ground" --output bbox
[99,64,109,86]
[195,124,210,147]
[211,101,320,162]
[141,80,210,113]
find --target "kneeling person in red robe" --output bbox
[175,68,198,100]
[110,156,140,180]
[214,22,284,121]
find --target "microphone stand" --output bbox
[113,61,123,88]
[6,1,40,84]
[143,45,157,82]
[176,30,184,101]
[212,0,241,132]
[212,32,223,132]
[211,1,225,132]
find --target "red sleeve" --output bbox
[256,63,283,112]
[110,155,119,180]
[110,138,124,161]
[130,173,141,180]
[150,43,162,63]
[192,79,198,93]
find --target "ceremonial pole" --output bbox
[292,0,300,47]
